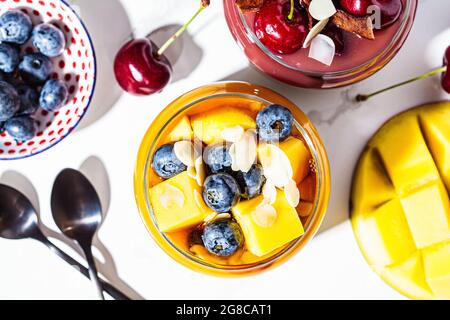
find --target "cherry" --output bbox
[441,46,450,93]
[113,1,209,96]
[339,0,372,17]
[114,39,171,95]
[356,45,450,101]
[254,0,309,55]
[371,0,402,29]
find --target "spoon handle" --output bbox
[82,246,105,300]
[39,237,130,300]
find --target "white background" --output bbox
[0,0,449,300]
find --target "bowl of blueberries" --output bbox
[0,0,96,160]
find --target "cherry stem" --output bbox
[287,0,295,21]
[157,5,207,57]
[356,65,448,102]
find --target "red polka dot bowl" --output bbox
[0,0,96,160]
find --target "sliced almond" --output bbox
[232,130,257,173]
[303,18,329,48]
[160,184,185,209]
[284,179,300,208]
[216,213,231,220]
[258,144,293,188]
[308,34,336,66]
[331,10,374,40]
[308,0,336,21]
[204,212,218,223]
[221,125,244,143]
[251,204,278,228]
[194,189,206,209]
[262,181,277,205]
[235,0,263,12]
[187,166,197,180]
[174,141,197,167]
[194,156,206,187]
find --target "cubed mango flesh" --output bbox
[354,199,416,267]
[149,172,212,232]
[191,107,256,145]
[376,115,440,196]
[352,149,396,214]
[382,253,433,300]
[232,190,304,257]
[279,137,311,184]
[422,241,450,299]
[420,110,450,191]
[299,174,316,202]
[400,183,450,248]
[163,116,193,144]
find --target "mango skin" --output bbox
[351,101,450,300]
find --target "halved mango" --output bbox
[232,190,304,257]
[400,182,450,248]
[191,107,256,145]
[150,172,212,232]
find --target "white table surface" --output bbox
[0,0,449,300]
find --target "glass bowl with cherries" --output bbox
[134,82,330,276]
[224,0,418,88]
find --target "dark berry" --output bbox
[39,80,69,112]
[16,84,39,116]
[0,81,20,121]
[203,174,240,213]
[32,23,66,58]
[203,142,233,174]
[0,10,33,45]
[0,43,20,73]
[233,164,266,199]
[152,143,187,179]
[19,53,54,85]
[202,219,244,257]
[5,115,37,141]
[256,104,294,142]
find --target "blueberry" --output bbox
[0,121,5,133]
[0,81,20,121]
[0,43,20,73]
[233,164,266,199]
[0,10,33,45]
[32,23,66,57]
[203,173,240,213]
[16,84,39,115]
[5,115,37,141]
[202,219,244,257]
[203,142,233,174]
[256,104,294,142]
[19,53,54,85]
[39,79,69,112]
[152,144,187,179]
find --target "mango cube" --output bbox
[383,253,433,300]
[355,199,416,266]
[279,137,311,184]
[352,149,397,214]
[150,172,212,232]
[377,116,440,196]
[191,107,256,145]
[422,242,450,299]
[400,183,450,248]
[420,112,450,191]
[163,116,193,144]
[232,190,304,257]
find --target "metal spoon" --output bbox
[51,169,106,300]
[0,184,130,300]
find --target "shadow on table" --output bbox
[0,158,144,300]
[73,0,132,131]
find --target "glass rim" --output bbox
[141,90,326,272]
[237,0,416,77]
